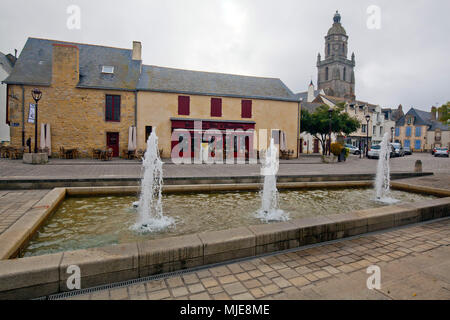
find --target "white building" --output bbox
[0,52,15,142]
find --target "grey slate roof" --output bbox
[429,120,449,131]
[3,38,141,90]
[301,102,323,113]
[395,108,447,130]
[137,65,299,102]
[0,52,13,74]
[294,90,319,102]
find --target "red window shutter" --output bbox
[178,96,190,115]
[211,98,222,117]
[241,100,252,118]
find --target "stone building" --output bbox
[4,37,300,159]
[0,52,15,142]
[317,11,356,99]
[3,38,141,157]
[395,107,449,151]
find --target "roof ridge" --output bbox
[143,64,282,81]
[28,37,132,52]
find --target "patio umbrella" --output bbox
[45,124,51,155]
[39,123,51,155]
[40,123,46,151]
[280,131,287,151]
[128,126,137,151]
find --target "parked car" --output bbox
[345,144,361,155]
[390,143,405,157]
[367,144,395,159]
[431,147,437,155]
[434,147,449,157]
[403,146,412,155]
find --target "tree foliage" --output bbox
[438,102,449,124]
[300,103,360,155]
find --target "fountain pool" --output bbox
[22,187,436,257]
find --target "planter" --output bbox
[321,155,337,163]
[23,153,48,165]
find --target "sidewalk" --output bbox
[63,218,450,300]
[1,154,448,179]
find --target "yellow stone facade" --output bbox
[137,91,299,158]
[7,44,135,157]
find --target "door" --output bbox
[313,139,319,153]
[299,139,303,154]
[106,132,119,157]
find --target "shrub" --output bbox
[330,142,344,156]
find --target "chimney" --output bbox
[52,43,79,86]
[431,106,437,120]
[132,41,142,60]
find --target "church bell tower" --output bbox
[317,11,356,99]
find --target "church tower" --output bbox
[317,11,355,99]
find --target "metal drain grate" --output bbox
[40,216,450,300]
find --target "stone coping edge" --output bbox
[0,191,448,299]
[0,188,66,260]
[65,180,374,196]
[0,172,433,190]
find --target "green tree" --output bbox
[301,103,360,155]
[438,102,449,124]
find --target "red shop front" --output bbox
[170,118,256,161]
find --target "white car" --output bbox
[367,145,381,159]
[367,145,394,159]
[434,147,449,157]
[345,144,361,155]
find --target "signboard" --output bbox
[28,104,36,124]
[11,123,20,127]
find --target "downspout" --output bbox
[21,85,25,147]
[297,99,302,158]
[134,90,138,150]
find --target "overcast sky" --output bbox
[1,0,449,111]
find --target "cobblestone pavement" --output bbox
[0,153,449,179]
[0,190,50,234]
[66,218,450,300]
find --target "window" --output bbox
[145,126,152,142]
[373,126,376,135]
[406,127,412,137]
[105,95,121,122]
[241,100,252,118]
[361,124,366,133]
[327,43,330,56]
[343,67,346,81]
[404,140,410,148]
[325,67,329,81]
[415,127,422,137]
[211,98,222,117]
[414,140,421,150]
[395,127,400,137]
[178,96,190,115]
[102,66,114,74]
[380,126,383,136]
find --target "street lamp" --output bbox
[328,108,333,156]
[365,114,370,157]
[31,88,42,154]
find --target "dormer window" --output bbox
[102,66,114,74]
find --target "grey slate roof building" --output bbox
[4,37,298,101]
[396,107,448,131]
[3,38,142,91]
[137,65,299,102]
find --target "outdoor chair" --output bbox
[136,149,144,161]
[106,148,113,161]
[59,147,66,159]
[92,148,101,160]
